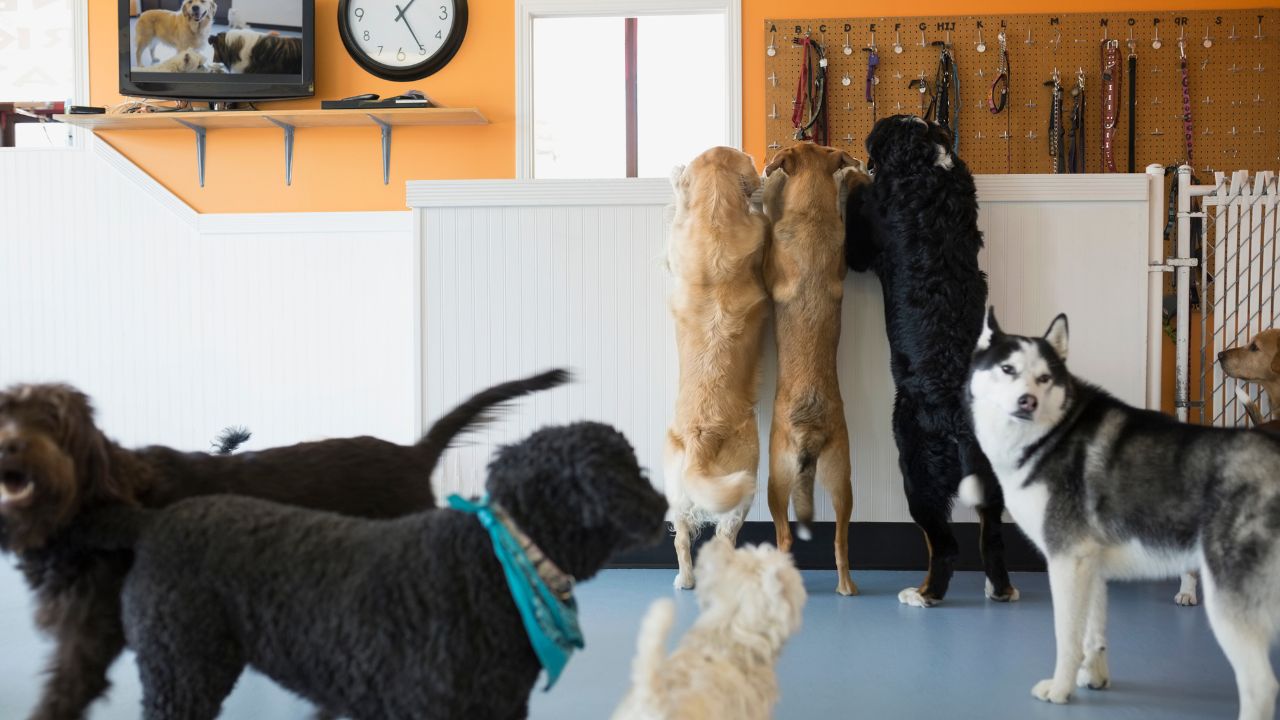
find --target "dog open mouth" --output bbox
[0,470,34,506]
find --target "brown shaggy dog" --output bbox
[762,142,864,596]
[664,147,770,590]
[0,371,567,720]
[209,29,303,74]
[1220,328,1279,420]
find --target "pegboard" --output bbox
[764,10,1280,174]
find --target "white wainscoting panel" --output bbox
[412,175,1153,523]
[0,142,417,454]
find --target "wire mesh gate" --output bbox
[1174,167,1279,426]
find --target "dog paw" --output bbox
[1174,591,1198,606]
[985,578,1021,602]
[673,572,695,590]
[1031,679,1073,704]
[898,587,939,608]
[1076,655,1110,690]
[837,577,859,597]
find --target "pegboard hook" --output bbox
[1255,17,1266,40]
[1025,28,1034,46]
[1053,27,1063,50]
[1102,23,1109,41]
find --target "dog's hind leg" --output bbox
[29,565,128,720]
[1201,572,1278,720]
[1076,578,1110,690]
[1032,553,1098,705]
[767,426,797,553]
[818,436,856,596]
[962,440,1019,602]
[137,638,244,720]
[896,418,959,607]
[672,514,695,590]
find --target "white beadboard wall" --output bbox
[409,175,1154,523]
[0,142,417,453]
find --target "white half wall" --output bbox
[0,142,417,452]
[410,174,1154,523]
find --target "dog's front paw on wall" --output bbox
[1031,679,1074,704]
[897,587,939,608]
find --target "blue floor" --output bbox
[0,563,1268,718]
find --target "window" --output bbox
[517,0,740,179]
[0,0,84,148]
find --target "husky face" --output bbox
[969,310,1073,433]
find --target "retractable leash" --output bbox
[1179,38,1194,166]
[1127,34,1137,173]
[791,34,829,144]
[1067,69,1086,173]
[1045,69,1064,173]
[927,41,960,152]
[1100,38,1122,172]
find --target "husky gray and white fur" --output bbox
[967,309,1280,719]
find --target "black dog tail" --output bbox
[74,505,157,550]
[791,448,818,542]
[416,368,572,478]
[212,426,252,455]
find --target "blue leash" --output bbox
[448,494,584,690]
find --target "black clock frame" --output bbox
[337,0,469,81]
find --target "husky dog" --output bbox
[968,309,1280,719]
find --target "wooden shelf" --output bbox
[52,107,488,186]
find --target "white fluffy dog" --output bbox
[613,539,806,720]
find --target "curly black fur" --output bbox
[78,421,667,720]
[212,426,251,455]
[0,369,568,720]
[844,115,1014,603]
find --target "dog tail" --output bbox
[629,597,676,712]
[415,368,571,476]
[212,426,252,455]
[790,447,818,542]
[1236,387,1265,427]
[683,464,755,515]
[73,505,157,550]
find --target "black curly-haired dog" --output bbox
[844,115,1016,607]
[0,370,567,720]
[79,421,667,720]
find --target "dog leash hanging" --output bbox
[863,34,880,121]
[1045,69,1064,173]
[1179,37,1194,166]
[791,33,829,145]
[988,29,1010,114]
[1100,38,1122,172]
[1127,34,1137,173]
[1067,69,1086,173]
[926,40,960,152]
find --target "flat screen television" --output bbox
[119,0,315,101]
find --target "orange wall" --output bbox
[89,0,1276,213]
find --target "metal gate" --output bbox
[1173,167,1279,426]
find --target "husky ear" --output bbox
[1045,314,1070,360]
[976,306,1001,351]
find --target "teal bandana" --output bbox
[448,494,585,690]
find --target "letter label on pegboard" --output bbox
[1050,17,1060,26]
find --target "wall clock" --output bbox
[337,0,468,81]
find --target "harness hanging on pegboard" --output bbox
[1100,38,1122,173]
[791,34,828,144]
[1045,69,1065,174]
[1067,69,1087,173]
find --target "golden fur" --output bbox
[1220,328,1280,420]
[612,538,806,720]
[134,0,216,66]
[663,147,770,590]
[762,142,866,596]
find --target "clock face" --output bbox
[338,0,468,80]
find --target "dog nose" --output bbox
[0,437,26,458]
[1017,394,1038,413]
[1218,351,1226,364]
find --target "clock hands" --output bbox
[395,1,425,50]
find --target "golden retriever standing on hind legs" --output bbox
[763,142,866,596]
[664,147,770,590]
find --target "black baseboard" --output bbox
[609,522,1046,572]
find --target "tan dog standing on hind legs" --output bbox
[664,147,770,589]
[762,142,864,596]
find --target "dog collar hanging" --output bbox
[1179,39,1194,166]
[927,41,960,152]
[1100,39,1122,173]
[1044,69,1064,173]
[988,29,1009,114]
[447,494,584,690]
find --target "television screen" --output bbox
[119,0,314,101]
